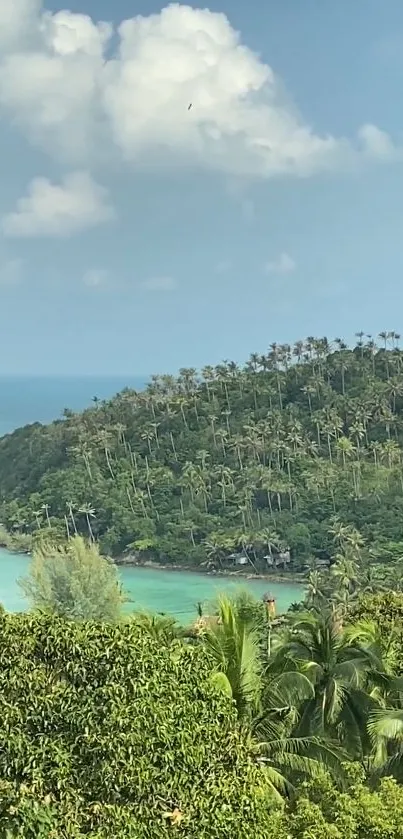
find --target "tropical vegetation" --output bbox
[2,579,403,836]
[2,333,403,576]
[4,331,403,835]
[20,535,124,621]
[0,610,274,838]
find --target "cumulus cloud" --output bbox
[0,1,398,178]
[0,0,41,50]
[2,172,114,238]
[265,252,296,274]
[142,276,177,291]
[358,124,401,161]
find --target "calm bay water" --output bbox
[0,376,303,620]
[0,548,303,621]
[0,375,148,437]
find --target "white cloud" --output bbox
[358,124,401,161]
[2,172,114,238]
[82,268,107,287]
[265,252,296,274]
[0,1,398,179]
[0,257,23,285]
[142,276,177,291]
[0,0,41,50]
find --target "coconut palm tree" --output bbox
[305,570,326,608]
[66,501,78,535]
[368,709,403,780]
[78,503,96,541]
[32,509,43,530]
[203,596,344,798]
[281,607,386,758]
[96,429,116,480]
[41,503,51,529]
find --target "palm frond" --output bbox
[368,708,403,742]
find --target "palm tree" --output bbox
[215,427,228,457]
[214,465,234,507]
[378,331,389,351]
[203,537,228,569]
[260,527,281,564]
[336,436,355,469]
[282,607,385,758]
[201,366,216,402]
[368,708,403,779]
[32,509,43,530]
[41,503,51,529]
[203,596,344,798]
[66,501,78,535]
[78,504,96,541]
[305,570,326,607]
[96,429,116,479]
[141,428,154,457]
[68,441,94,482]
[181,461,199,504]
[204,595,264,720]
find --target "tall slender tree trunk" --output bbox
[126,487,136,515]
[180,403,188,429]
[69,507,78,534]
[170,432,178,460]
[86,514,94,541]
[83,454,93,482]
[210,419,217,447]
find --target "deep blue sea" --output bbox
[0,376,148,437]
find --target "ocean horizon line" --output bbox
[0,373,150,380]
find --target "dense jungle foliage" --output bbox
[0,611,272,838]
[3,586,403,838]
[2,332,403,571]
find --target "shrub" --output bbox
[19,535,124,621]
[0,612,273,837]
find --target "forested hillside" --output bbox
[2,332,403,569]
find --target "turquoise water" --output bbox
[0,376,148,437]
[0,550,28,612]
[0,377,303,619]
[0,548,303,621]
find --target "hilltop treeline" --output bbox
[2,332,403,569]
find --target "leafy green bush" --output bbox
[0,612,273,837]
[283,767,403,839]
[19,536,124,621]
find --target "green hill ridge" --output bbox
[1,332,403,572]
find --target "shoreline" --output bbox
[114,556,306,585]
[0,540,305,585]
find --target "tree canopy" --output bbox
[0,611,273,838]
[20,535,124,621]
[3,600,403,837]
[2,333,403,573]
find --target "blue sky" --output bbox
[1,0,403,375]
